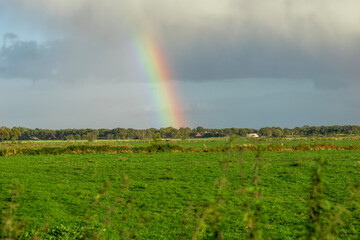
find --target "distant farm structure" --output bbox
[245,133,259,138]
[189,132,229,138]
[195,133,205,138]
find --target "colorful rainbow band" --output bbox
[133,32,185,128]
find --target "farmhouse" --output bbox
[245,133,259,138]
[189,133,206,138]
[195,133,205,138]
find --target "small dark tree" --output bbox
[152,133,162,144]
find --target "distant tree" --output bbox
[159,128,167,138]
[4,125,360,141]
[92,129,99,138]
[0,126,10,141]
[112,128,127,139]
[237,129,247,136]
[259,127,272,137]
[293,127,301,136]
[66,135,74,141]
[135,130,146,139]
[98,128,110,138]
[106,133,114,140]
[165,127,178,138]
[126,128,136,139]
[283,128,291,136]
[196,126,205,133]
[223,128,234,134]
[351,127,360,135]
[271,128,283,137]
[10,127,22,141]
[145,129,154,139]
[84,132,97,142]
[178,127,191,140]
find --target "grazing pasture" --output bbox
[0,138,360,239]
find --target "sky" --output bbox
[1,0,359,129]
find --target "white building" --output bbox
[245,133,259,138]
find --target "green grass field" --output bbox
[1,138,360,239]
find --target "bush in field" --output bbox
[304,158,348,239]
[240,150,269,240]
[0,184,26,239]
[151,133,162,144]
[24,224,89,240]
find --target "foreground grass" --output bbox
[1,150,360,239]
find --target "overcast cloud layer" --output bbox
[1,0,359,128]
[2,0,360,85]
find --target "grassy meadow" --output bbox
[0,137,360,239]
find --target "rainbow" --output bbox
[133,32,185,128]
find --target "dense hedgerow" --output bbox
[1,142,360,156]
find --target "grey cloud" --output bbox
[2,33,18,47]
[2,30,359,88]
[166,33,360,87]
[0,34,58,79]
[1,1,360,88]
[0,34,135,81]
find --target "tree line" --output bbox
[0,125,360,141]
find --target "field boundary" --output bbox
[1,143,360,156]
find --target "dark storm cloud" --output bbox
[166,33,360,87]
[2,30,359,88]
[1,0,360,88]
